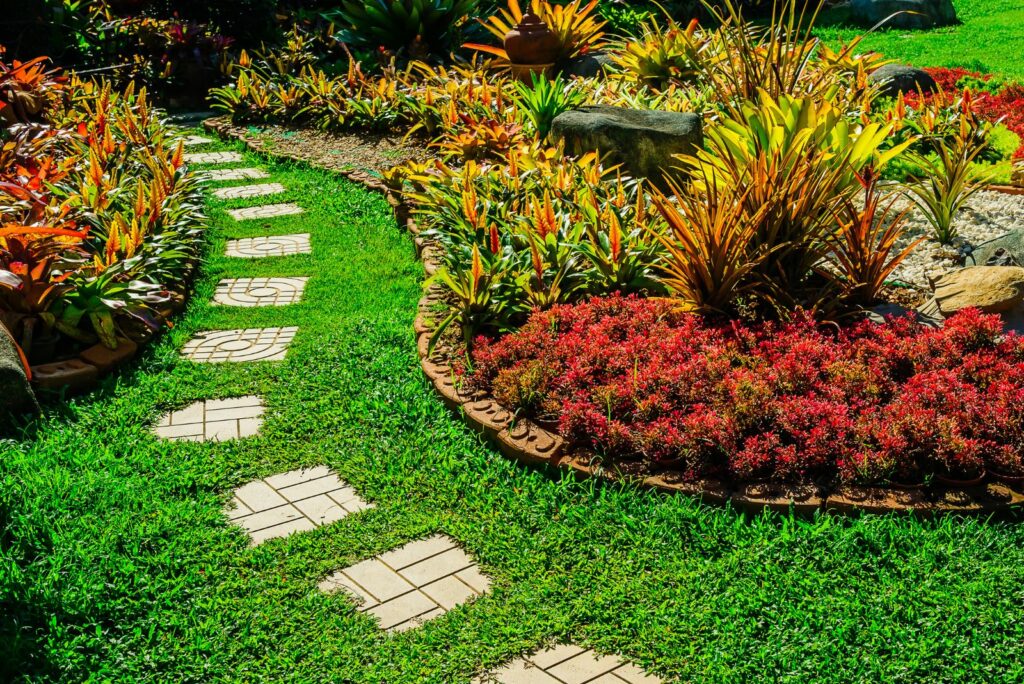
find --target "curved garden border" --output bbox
[204,116,1024,516]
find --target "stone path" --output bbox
[206,167,270,182]
[154,396,265,441]
[181,327,297,363]
[228,203,304,221]
[213,182,286,200]
[224,234,311,258]
[184,151,244,164]
[476,644,662,684]
[213,277,308,307]
[227,466,372,544]
[319,535,492,633]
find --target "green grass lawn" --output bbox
[4,137,1024,682]
[816,0,1024,79]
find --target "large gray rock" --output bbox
[848,0,958,29]
[550,105,702,180]
[932,266,1024,316]
[868,64,938,98]
[967,230,1024,267]
[0,323,38,414]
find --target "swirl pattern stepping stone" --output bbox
[213,277,308,307]
[213,183,286,200]
[226,466,373,545]
[154,396,265,441]
[181,135,213,146]
[181,327,297,363]
[225,234,311,258]
[319,534,491,633]
[184,151,244,164]
[228,203,304,221]
[206,167,270,182]
[476,644,662,684]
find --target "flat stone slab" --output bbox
[181,135,213,146]
[154,396,265,442]
[184,151,244,165]
[213,277,308,307]
[213,183,286,200]
[477,644,662,684]
[228,203,304,221]
[225,234,311,258]
[226,466,372,545]
[205,167,270,182]
[320,534,491,633]
[181,327,298,363]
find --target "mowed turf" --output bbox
[817,0,1024,80]
[3,136,1024,683]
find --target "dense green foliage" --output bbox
[3,139,1024,682]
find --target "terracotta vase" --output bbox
[503,12,560,65]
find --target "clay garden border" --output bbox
[204,116,1024,516]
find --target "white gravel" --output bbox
[887,189,1024,290]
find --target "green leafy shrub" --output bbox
[326,0,478,60]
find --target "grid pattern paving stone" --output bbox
[227,203,304,221]
[213,277,308,307]
[205,167,270,182]
[226,466,372,545]
[476,645,662,684]
[181,135,213,146]
[153,396,265,441]
[319,534,491,633]
[184,151,244,164]
[181,327,298,363]
[213,183,286,200]
[225,234,311,258]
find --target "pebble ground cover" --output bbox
[3,137,1024,683]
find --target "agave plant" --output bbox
[327,0,479,60]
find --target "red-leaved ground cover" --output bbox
[921,67,1024,159]
[468,295,1024,486]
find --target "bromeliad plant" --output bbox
[513,72,586,138]
[467,0,608,65]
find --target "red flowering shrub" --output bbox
[468,295,1024,486]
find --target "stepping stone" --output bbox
[206,167,270,182]
[154,396,265,442]
[226,466,372,545]
[228,203,304,221]
[225,234,311,258]
[213,182,286,200]
[319,534,491,633]
[213,277,308,307]
[181,327,297,363]
[184,151,244,165]
[476,644,662,684]
[181,135,213,146]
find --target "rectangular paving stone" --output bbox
[214,277,308,307]
[181,327,298,363]
[184,151,244,164]
[546,651,623,684]
[227,203,304,221]
[206,167,270,181]
[225,234,311,259]
[213,182,286,200]
[226,466,372,545]
[478,646,663,684]
[321,535,490,633]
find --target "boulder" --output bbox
[559,51,614,79]
[848,0,957,28]
[968,230,1024,267]
[868,64,938,98]
[550,105,702,180]
[0,323,38,414]
[932,266,1024,316]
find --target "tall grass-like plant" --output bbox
[825,166,922,305]
[513,72,585,138]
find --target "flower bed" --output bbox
[1,50,205,390]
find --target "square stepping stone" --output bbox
[184,151,244,165]
[228,203,304,221]
[205,167,270,182]
[181,327,297,363]
[213,277,308,307]
[226,466,372,544]
[319,534,491,633]
[476,645,662,684]
[213,183,286,200]
[154,396,266,442]
[181,135,213,146]
[224,234,311,258]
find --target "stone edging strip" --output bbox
[204,116,1024,516]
